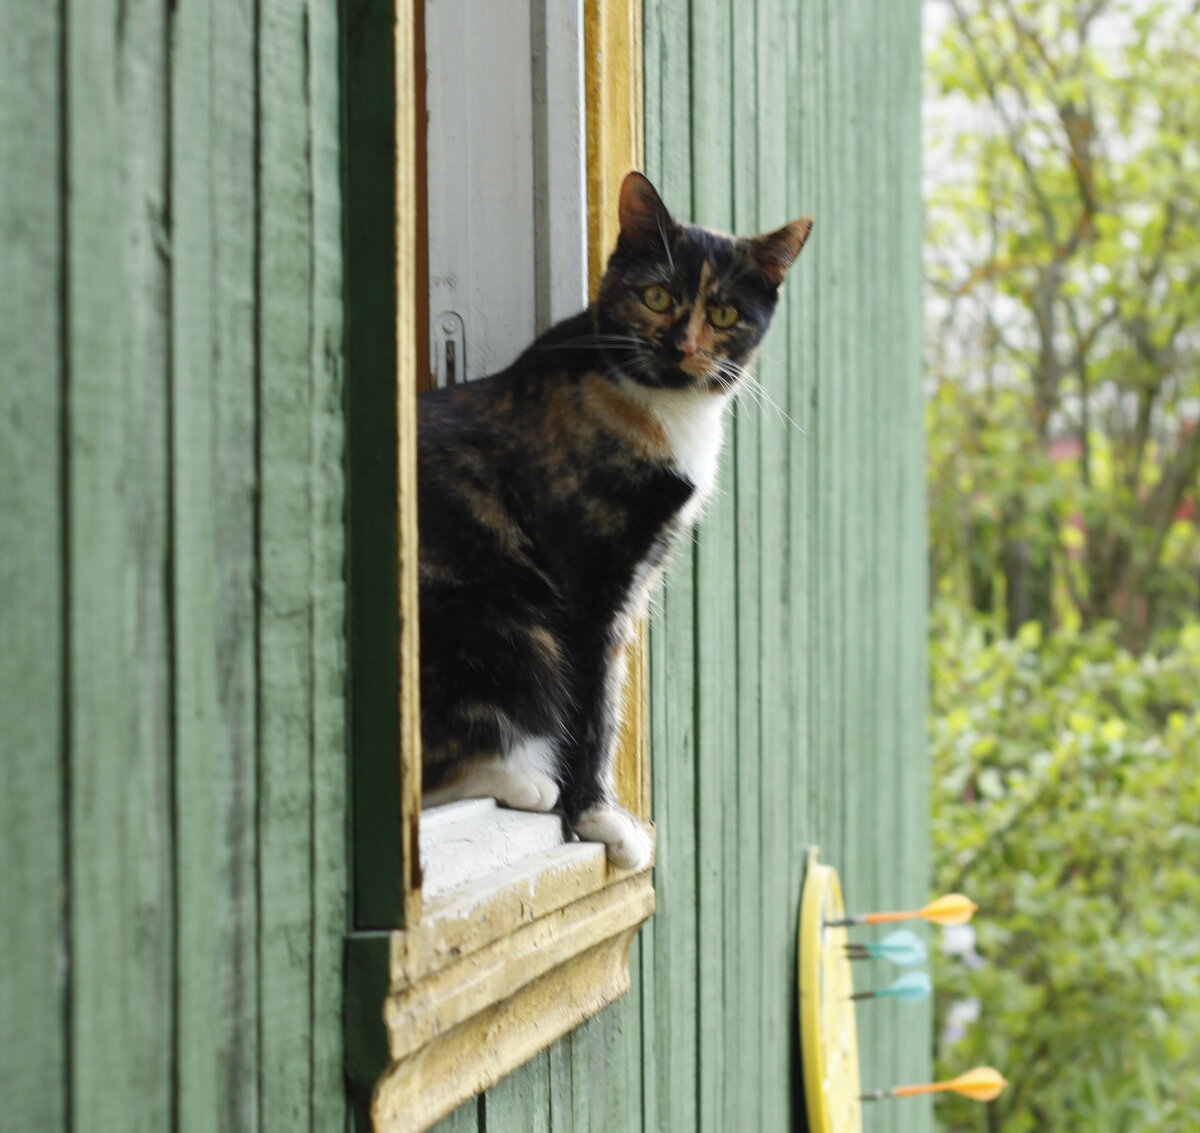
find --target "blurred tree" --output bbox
[926,0,1200,649]
[931,611,1200,1132]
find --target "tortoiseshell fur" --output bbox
[418,173,811,869]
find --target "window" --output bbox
[344,3,652,1128]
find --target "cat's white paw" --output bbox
[494,768,560,812]
[575,805,654,871]
[425,759,560,813]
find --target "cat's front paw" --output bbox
[424,758,560,813]
[496,768,561,813]
[574,805,654,871]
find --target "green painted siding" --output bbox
[0,1,347,1130]
[435,0,929,1129]
[2,0,924,1129]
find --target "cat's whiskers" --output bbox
[725,366,788,431]
[722,370,776,424]
[713,358,804,434]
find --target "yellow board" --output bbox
[798,847,863,1133]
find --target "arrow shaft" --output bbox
[862,910,915,924]
[892,1082,950,1098]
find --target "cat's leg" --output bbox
[562,638,654,871]
[423,735,561,812]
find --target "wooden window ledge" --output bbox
[346,802,655,1132]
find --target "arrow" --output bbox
[827,893,978,928]
[850,970,931,1003]
[844,928,927,967]
[861,1066,1008,1104]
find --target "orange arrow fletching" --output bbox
[892,1066,1008,1102]
[860,893,978,927]
[947,1067,1008,1101]
[920,893,978,925]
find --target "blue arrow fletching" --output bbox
[879,970,932,1003]
[868,929,927,967]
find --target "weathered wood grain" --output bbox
[170,0,262,1127]
[65,1,175,1129]
[751,0,796,1124]
[6,0,344,1126]
[689,2,737,1128]
[308,1,350,1128]
[0,4,66,1128]
[780,5,821,1124]
[482,1053,552,1133]
[6,0,927,1128]
[733,2,771,1126]
[428,1098,481,1133]
[644,2,703,1125]
[256,0,347,1128]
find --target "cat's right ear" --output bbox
[617,171,675,252]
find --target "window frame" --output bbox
[344,3,652,1128]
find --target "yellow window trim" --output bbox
[374,2,649,1128]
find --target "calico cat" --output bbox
[418,171,812,870]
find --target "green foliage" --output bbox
[927,7,1200,1128]
[931,608,1200,1131]
[926,0,1200,647]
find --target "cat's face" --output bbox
[595,172,812,393]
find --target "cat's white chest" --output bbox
[622,380,731,517]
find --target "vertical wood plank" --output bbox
[733,1,767,1126]
[65,0,175,1128]
[751,0,798,1124]
[256,0,348,1126]
[547,1027,578,1130]
[784,20,823,1124]
[688,1,736,1127]
[306,0,350,1124]
[256,0,316,1126]
[171,0,262,1126]
[481,1051,552,1133]
[428,1098,481,1133]
[0,3,66,1127]
[894,1,933,1124]
[816,0,846,867]
[564,983,645,1131]
[645,0,700,1124]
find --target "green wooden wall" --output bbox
[0,1,348,1130]
[2,0,925,1130]
[432,0,930,1129]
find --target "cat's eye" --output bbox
[708,304,739,328]
[642,284,673,312]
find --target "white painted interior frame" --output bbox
[425,0,587,387]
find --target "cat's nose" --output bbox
[669,325,700,357]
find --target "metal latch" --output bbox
[433,311,466,387]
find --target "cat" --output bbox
[418,171,812,870]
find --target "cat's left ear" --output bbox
[746,217,814,286]
[617,171,676,252]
